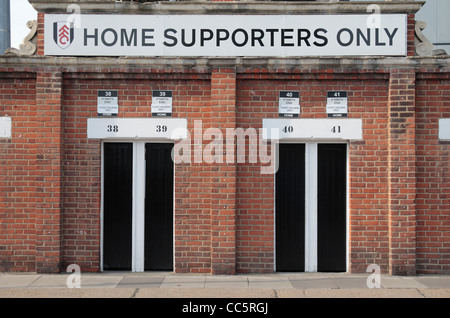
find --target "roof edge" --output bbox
[28,1,425,15]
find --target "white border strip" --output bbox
[263,118,363,141]
[87,118,187,140]
[439,119,450,140]
[0,117,12,138]
[305,143,318,272]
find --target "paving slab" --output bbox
[380,276,428,289]
[135,288,276,298]
[78,275,124,288]
[0,272,449,299]
[418,289,450,298]
[29,274,123,289]
[117,275,164,288]
[29,274,68,288]
[160,275,206,288]
[0,288,136,298]
[0,274,41,288]
[248,276,293,289]
[205,276,248,288]
[415,276,450,289]
[330,276,369,289]
[289,277,339,289]
[278,288,424,298]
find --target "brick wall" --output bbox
[3,1,448,276]
[415,71,450,274]
[387,69,417,276]
[210,68,237,275]
[236,72,391,273]
[1,62,449,275]
[0,71,37,272]
[61,76,102,272]
[35,69,64,273]
[61,70,212,273]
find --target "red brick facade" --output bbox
[1,3,449,275]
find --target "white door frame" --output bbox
[274,141,350,273]
[304,142,318,272]
[265,118,360,272]
[92,117,186,272]
[132,142,146,272]
[100,140,174,272]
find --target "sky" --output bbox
[10,0,37,49]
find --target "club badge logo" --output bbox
[53,22,74,49]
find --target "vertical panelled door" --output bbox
[103,142,174,271]
[276,143,347,272]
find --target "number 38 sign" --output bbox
[98,90,119,117]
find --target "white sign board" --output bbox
[0,117,11,138]
[87,118,187,140]
[263,118,363,140]
[279,91,300,117]
[152,90,173,117]
[44,14,407,57]
[439,119,450,140]
[98,90,119,116]
[327,91,348,118]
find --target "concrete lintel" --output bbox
[0,55,449,74]
[29,1,425,15]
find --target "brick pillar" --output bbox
[37,13,44,56]
[407,14,416,57]
[388,69,416,276]
[35,68,63,273]
[210,68,237,274]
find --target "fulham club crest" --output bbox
[53,22,74,49]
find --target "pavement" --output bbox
[0,271,449,299]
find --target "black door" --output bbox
[276,144,306,272]
[145,143,174,270]
[103,143,133,270]
[317,144,347,272]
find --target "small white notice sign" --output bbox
[0,117,11,138]
[152,90,173,117]
[98,90,118,116]
[279,91,300,118]
[327,91,348,118]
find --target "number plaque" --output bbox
[98,90,119,117]
[152,90,173,117]
[87,118,187,140]
[262,118,362,140]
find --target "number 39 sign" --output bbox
[152,90,173,117]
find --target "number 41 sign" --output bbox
[327,91,348,118]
